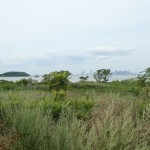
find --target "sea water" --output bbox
[0,75,137,83]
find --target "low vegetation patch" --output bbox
[0,89,150,150]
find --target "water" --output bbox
[70,75,137,82]
[0,75,137,83]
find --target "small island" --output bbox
[0,71,30,77]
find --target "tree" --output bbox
[42,70,71,100]
[16,78,37,86]
[137,67,150,86]
[42,70,71,91]
[93,69,111,82]
[101,69,112,82]
[79,76,89,82]
[93,70,103,82]
[137,67,150,98]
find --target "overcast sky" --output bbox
[0,0,150,75]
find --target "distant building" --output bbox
[81,70,85,76]
[112,70,137,75]
[90,70,93,76]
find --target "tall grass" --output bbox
[0,90,150,150]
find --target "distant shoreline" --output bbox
[0,74,137,83]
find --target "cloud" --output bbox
[87,47,134,56]
[1,46,135,69]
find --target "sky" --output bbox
[0,0,150,75]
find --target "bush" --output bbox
[0,80,16,90]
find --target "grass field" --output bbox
[0,80,150,150]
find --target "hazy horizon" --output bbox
[0,69,138,76]
[0,0,150,74]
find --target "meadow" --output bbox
[0,79,150,150]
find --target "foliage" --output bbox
[0,90,150,150]
[42,71,71,100]
[42,70,71,91]
[52,89,66,101]
[79,76,89,82]
[93,70,103,82]
[137,67,150,87]
[0,80,16,90]
[16,78,38,87]
[93,69,111,82]
[137,67,150,98]
[129,87,140,96]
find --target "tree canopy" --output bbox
[42,70,71,91]
[93,69,111,82]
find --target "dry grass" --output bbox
[0,90,150,150]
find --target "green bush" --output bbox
[0,80,16,90]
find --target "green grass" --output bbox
[0,80,150,150]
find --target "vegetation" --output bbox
[42,70,71,91]
[137,67,150,86]
[42,71,71,100]
[79,76,89,82]
[93,69,112,82]
[0,68,150,150]
[0,71,30,77]
[137,67,150,99]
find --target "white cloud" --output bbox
[1,46,134,69]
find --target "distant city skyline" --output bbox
[0,69,138,76]
[75,70,137,76]
[0,0,150,74]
